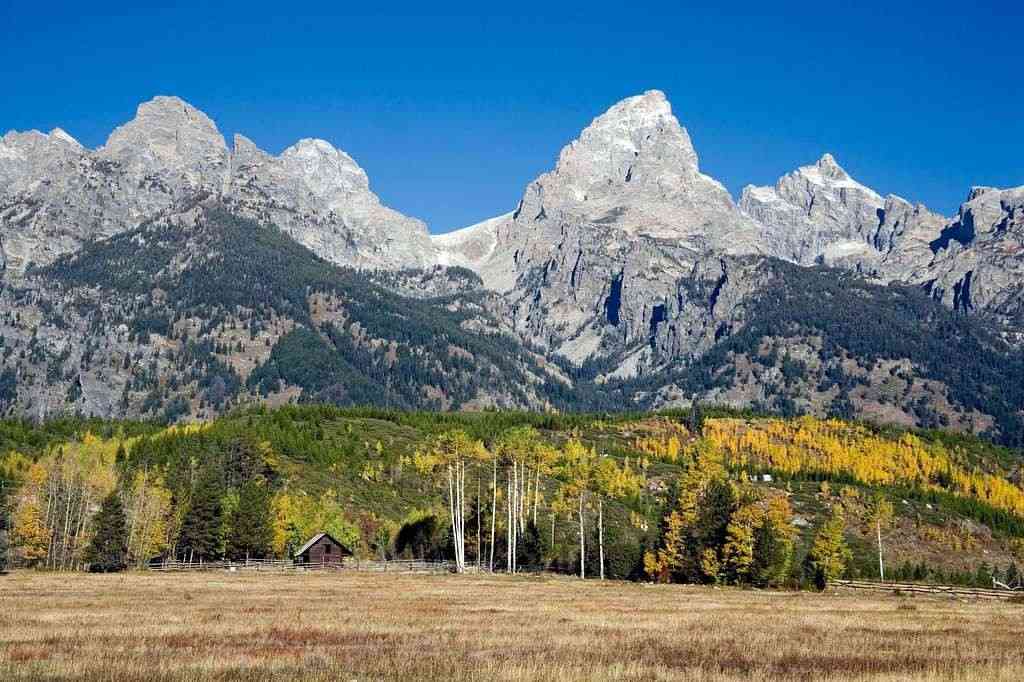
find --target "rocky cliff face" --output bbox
[924,186,1024,322]
[0,96,432,276]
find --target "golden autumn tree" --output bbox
[11,498,48,566]
[806,508,852,590]
[413,430,489,573]
[644,444,736,584]
[554,438,598,579]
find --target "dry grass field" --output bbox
[1,571,1022,681]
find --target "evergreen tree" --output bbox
[688,402,704,436]
[519,520,546,569]
[974,562,993,588]
[226,480,273,561]
[1005,561,1020,588]
[0,527,8,573]
[179,467,224,561]
[751,515,794,587]
[85,491,128,573]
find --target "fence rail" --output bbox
[146,558,454,574]
[834,579,1023,601]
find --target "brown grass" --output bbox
[1,571,1022,681]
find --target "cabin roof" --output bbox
[294,531,348,557]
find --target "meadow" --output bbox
[1,571,1022,681]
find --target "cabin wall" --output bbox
[301,537,345,564]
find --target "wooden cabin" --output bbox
[293,532,352,565]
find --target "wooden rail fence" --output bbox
[147,558,454,574]
[834,579,1023,601]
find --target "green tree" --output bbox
[751,506,795,587]
[0,527,9,573]
[226,480,273,561]
[179,467,224,561]
[85,491,128,573]
[805,509,852,590]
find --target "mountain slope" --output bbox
[0,201,566,420]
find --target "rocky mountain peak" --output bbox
[506,90,755,254]
[48,128,82,148]
[815,153,847,180]
[546,89,698,191]
[103,96,226,153]
[740,154,891,265]
[279,138,371,198]
[100,95,228,191]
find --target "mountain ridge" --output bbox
[2,91,1023,444]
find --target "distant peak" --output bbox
[48,128,81,147]
[103,95,224,147]
[101,94,227,168]
[816,153,848,180]
[290,137,342,155]
[591,89,673,128]
[283,138,362,169]
[138,95,201,114]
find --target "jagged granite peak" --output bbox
[100,95,229,188]
[510,89,759,248]
[431,90,766,380]
[1,96,434,274]
[225,135,434,270]
[447,90,765,291]
[741,153,909,267]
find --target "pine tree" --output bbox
[226,480,273,561]
[179,467,224,561]
[0,526,9,573]
[751,514,794,587]
[1005,562,1020,588]
[688,402,704,436]
[85,492,128,573]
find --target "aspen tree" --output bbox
[413,430,487,573]
[593,456,643,580]
[556,438,598,579]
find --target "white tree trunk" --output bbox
[533,468,541,525]
[476,473,481,569]
[877,519,885,582]
[489,458,497,572]
[578,492,586,580]
[506,474,512,573]
[598,499,605,581]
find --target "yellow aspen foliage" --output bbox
[722,503,760,580]
[11,498,48,565]
[704,417,1024,518]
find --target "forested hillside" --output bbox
[1,407,1022,588]
[630,259,1024,446]
[0,201,568,421]
[1,200,1023,447]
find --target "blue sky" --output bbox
[2,1,1021,232]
